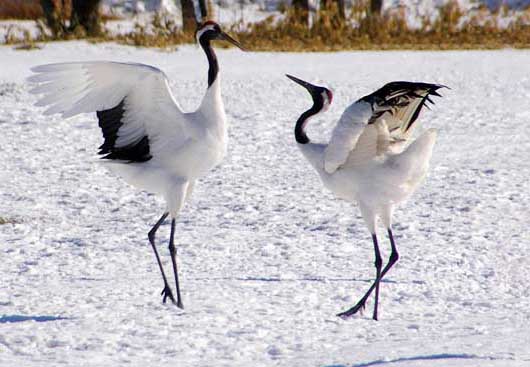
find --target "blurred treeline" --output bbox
[1,0,530,50]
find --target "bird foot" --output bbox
[337,300,366,319]
[160,285,184,309]
[161,285,177,305]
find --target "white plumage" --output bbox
[30,62,215,206]
[29,21,243,309]
[324,101,373,174]
[287,75,445,320]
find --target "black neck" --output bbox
[295,100,323,145]
[199,37,218,88]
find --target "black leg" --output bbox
[372,234,383,321]
[387,229,400,272]
[147,212,177,305]
[338,228,399,319]
[168,218,184,309]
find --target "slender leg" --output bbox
[338,228,400,319]
[372,234,383,321]
[387,229,399,271]
[168,218,184,309]
[148,212,177,305]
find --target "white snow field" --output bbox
[1,43,530,366]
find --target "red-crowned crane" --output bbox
[29,21,243,309]
[286,74,446,320]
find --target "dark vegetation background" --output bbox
[1,0,530,50]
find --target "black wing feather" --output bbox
[361,81,446,133]
[96,99,152,163]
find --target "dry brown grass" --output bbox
[231,2,530,51]
[112,1,530,50]
[0,217,19,225]
[0,0,119,21]
[0,0,42,20]
[2,1,530,50]
[113,12,193,48]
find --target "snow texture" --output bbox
[1,42,530,366]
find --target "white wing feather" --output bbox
[342,119,390,167]
[29,62,191,157]
[324,82,442,173]
[324,100,372,174]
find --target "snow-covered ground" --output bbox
[1,42,530,366]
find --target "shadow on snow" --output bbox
[0,314,70,323]
[191,276,413,284]
[325,353,511,367]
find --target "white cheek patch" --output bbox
[196,25,216,43]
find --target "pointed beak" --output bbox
[286,74,320,94]
[220,31,245,51]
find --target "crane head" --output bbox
[195,20,244,50]
[286,74,333,112]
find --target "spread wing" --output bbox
[362,81,445,142]
[29,62,191,162]
[324,100,373,174]
[324,81,445,173]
